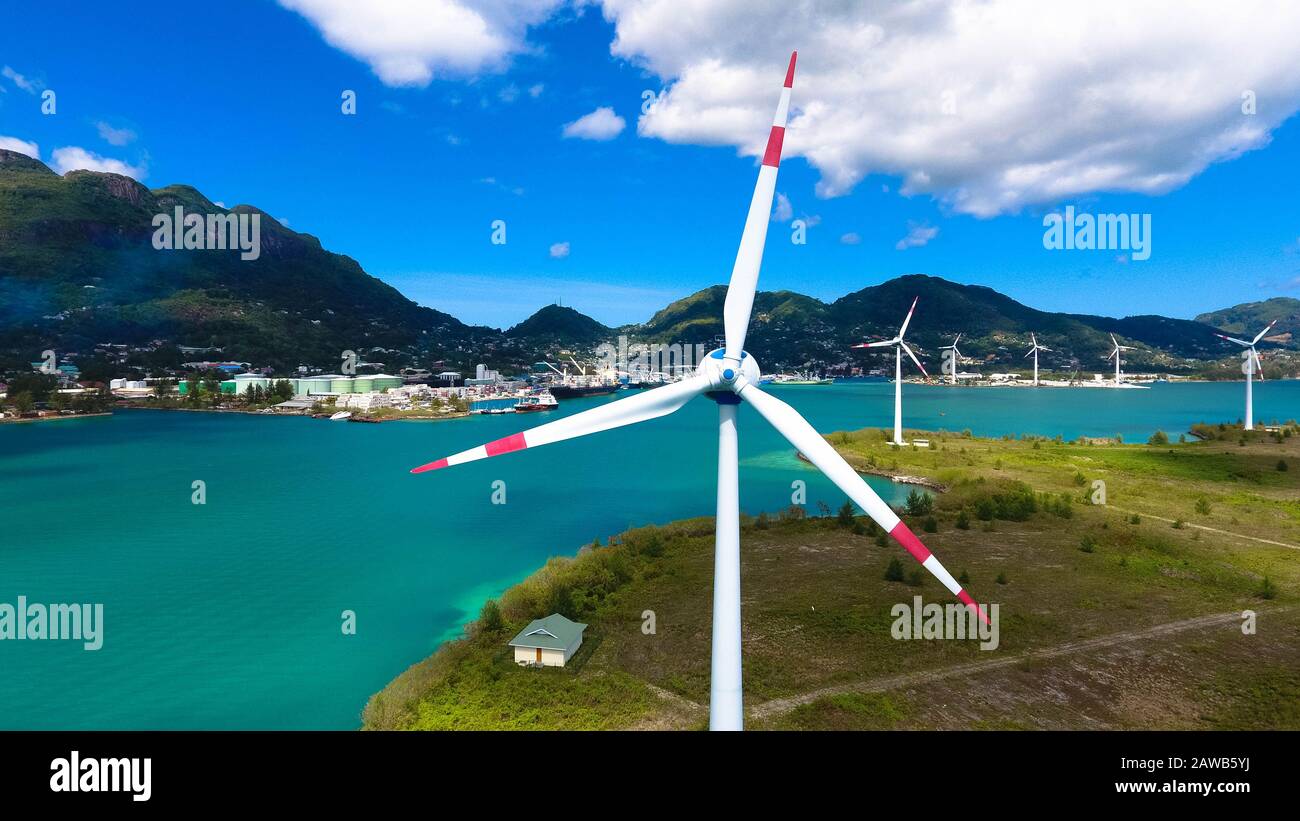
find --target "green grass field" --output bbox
[364,422,1300,731]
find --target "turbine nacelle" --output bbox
[701,348,762,393]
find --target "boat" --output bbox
[514,392,558,413]
[769,372,834,385]
[329,411,352,421]
[547,382,619,399]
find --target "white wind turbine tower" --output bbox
[940,334,962,385]
[408,53,985,731]
[1216,320,1275,430]
[1025,333,1052,387]
[853,298,928,445]
[1106,333,1133,386]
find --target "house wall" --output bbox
[513,647,568,667]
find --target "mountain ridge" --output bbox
[1,150,1292,377]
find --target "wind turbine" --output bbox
[853,298,928,445]
[1216,320,1275,430]
[1106,333,1133,386]
[940,334,962,385]
[1025,333,1052,387]
[408,52,985,731]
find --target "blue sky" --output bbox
[2,1,1298,329]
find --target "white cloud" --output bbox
[895,223,938,250]
[549,241,571,258]
[840,232,861,245]
[95,121,137,146]
[528,83,545,98]
[2,66,37,94]
[607,0,1300,216]
[50,147,146,180]
[0,136,39,159]
[562,106,626,140]
[277,0,562,86]
[770,192,792,222]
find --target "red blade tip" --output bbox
[410,458,448,474]
[785,51,797,87]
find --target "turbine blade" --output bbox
[739,383,987,623]
[410,376,710,473]
[859,339,897,349]
[1252,320,1277,345]
[898,296,919,339]
[722,51,796,360]
[901,341,928,377]
[1215,334,1250,346]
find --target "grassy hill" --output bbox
[1196,297,1300,340]
[364,422,1300,730]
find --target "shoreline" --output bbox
[0,412,112,425]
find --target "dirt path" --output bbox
[1105,504,1300,552]
[748,607,1282,722]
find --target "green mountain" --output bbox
[630,274,1241,373]
[0,149,492,371]
[1195,297,1300,341]
[2,150,1291,378]
[506,304,611,347]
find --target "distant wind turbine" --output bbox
[1216,320,1276,430]
[1025,333,1052,387]
[1106,333,1133,385]
[854,297,928,445]
[407,52,984,731]
[940,334,962,385]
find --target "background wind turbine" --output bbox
[1025,333,1052,387]
[408,52,984,731]
[940,334,962,385]
[853,298,928,445]
[1216,320,1276,430]
[1106,333,1133,386]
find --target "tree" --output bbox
[1148,430,1169,445]
[836,498,856,528]
[904,488,933,516]
[478,599,504,633]
[883,557,905,582]
[12,391,34,414]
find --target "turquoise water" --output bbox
[0,379,1295,729]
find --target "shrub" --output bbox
[883,557,905,583]
[1148,430,1169,445]
[958,570,970,585]
[1194,498,1211,515]
[1079,535,1096,553]
[922,516,938,533]
[837,499,856,527]
[906,569,925,587]
[995,572,1008,585]
[1257,577,1277,600]
[955,510,971,530]
[478,599,504,633]
[904,488,934,516]
[1072,471,1087,486]
[875,533,888,547]
[1278,460,1289,472]
[1172,519,1185,529]
[1129,514,1142,525]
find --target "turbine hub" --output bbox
[702,348,761,391]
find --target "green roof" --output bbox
[508,613,587,650]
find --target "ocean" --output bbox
[0,379,1293,728]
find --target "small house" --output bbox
[508,613,586,667]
